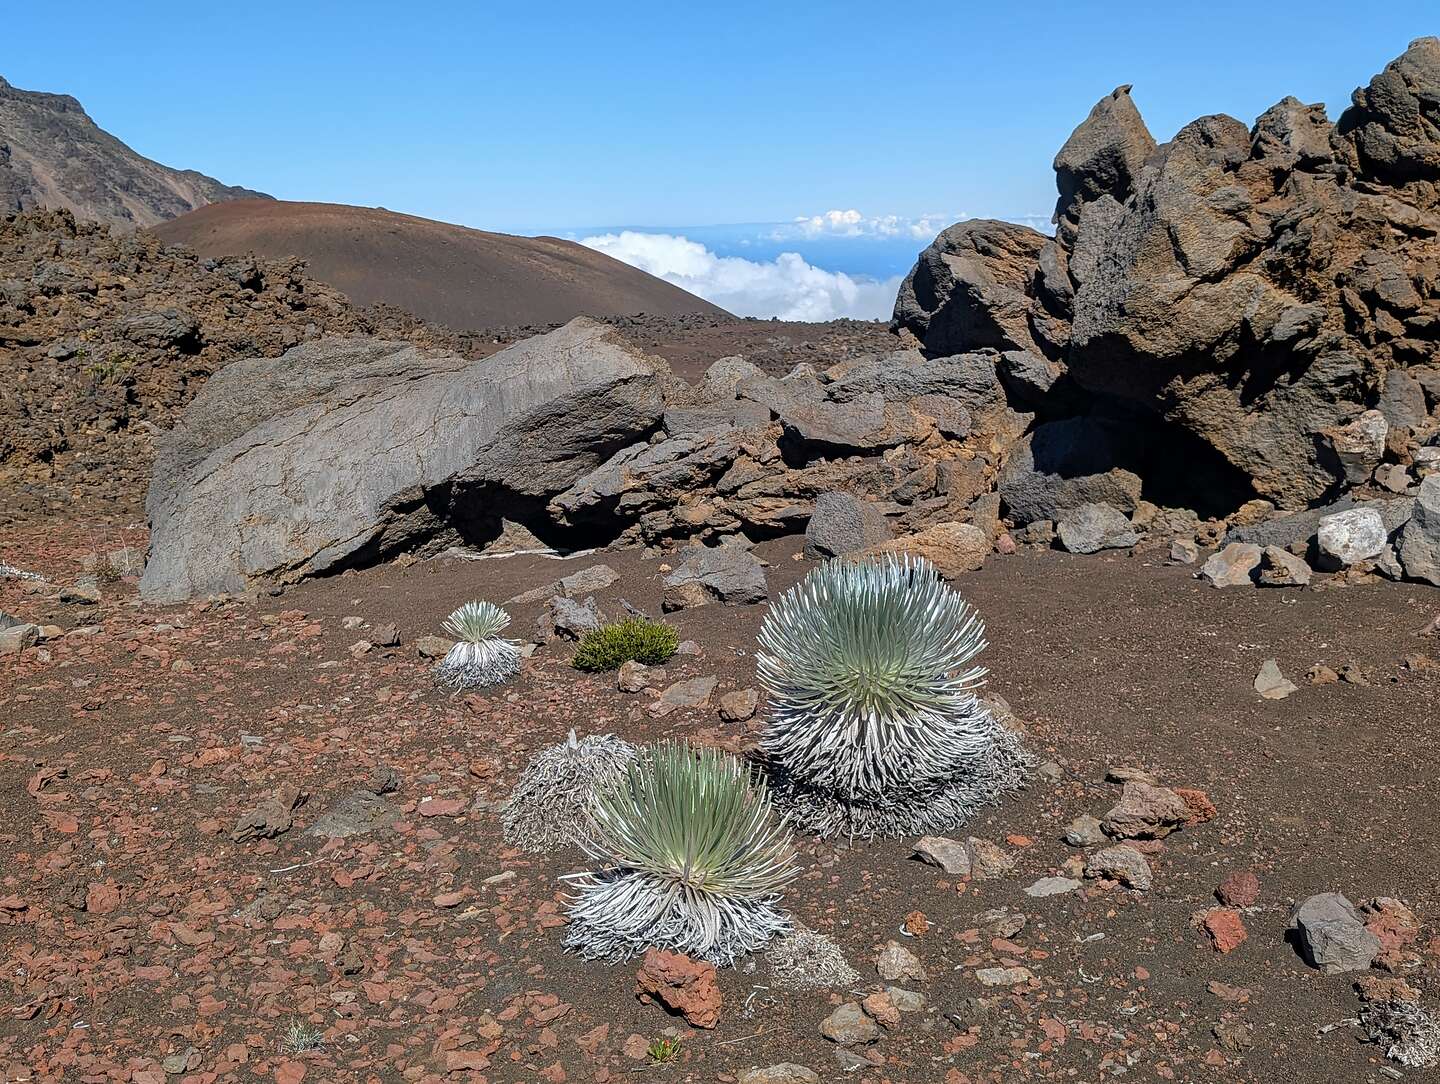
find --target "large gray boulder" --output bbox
[890,219,1058,358]
[1056,502,1139,554]
[141,319,668,602]
[998,418,1143,524]
[1399,474,1440,584]
[804,492,894,559]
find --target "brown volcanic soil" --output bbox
[3,519,1439,1083]
[151,200,730,329]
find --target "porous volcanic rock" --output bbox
[141,319,668,601]
[896,38,1440,517]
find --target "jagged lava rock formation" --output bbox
[895,37,1440,514]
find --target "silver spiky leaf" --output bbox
[435,600,521,689]
[756,554,1028,838]
[563,741,798,966]
[502,730,640,853]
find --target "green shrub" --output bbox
[572,617,679,672]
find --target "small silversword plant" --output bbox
[435,600,521,689]
[756,553,1028,838]
[564,741,798,966]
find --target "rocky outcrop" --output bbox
[140,319,668,601]
[895,38,1440,516]
[0,75,269,230]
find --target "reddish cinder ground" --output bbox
[3,521,1438,1083]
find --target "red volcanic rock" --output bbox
[634,948,722,1029]
[1201,908,1248,954]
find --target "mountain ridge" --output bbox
[0,73,269,230]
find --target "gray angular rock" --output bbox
[1317,507,1387,567]
[1200,543,1261,588]
[649,675,719,718]
[818,1002,882,1046]
[911,835,971,876]
[0,622,39,654]
[1291,892,1382,973]
[1084,844,1153,890]
[738,1066,821,1084]
[999,418,1142,525]
[1258,546,1312,587]
[1062,814,1107,847]
[803,492,894,559]
[1102,781,1190,839]
[559,563,620,597]
[537,595,603,643]
[142,319,668,602]
[718,687,758,722]
[875,940,926,982]
[662,543,768,610]
[1026,876,1082,898]
[1057,502,1140,554]
[1255,659,1299,700]
[1399,475,1440,585]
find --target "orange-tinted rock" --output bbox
[634,948,722,1029]
[1201,908,1248,954]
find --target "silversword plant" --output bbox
[564,741,798,966]
[756,553,1028,838]
[435,600,521,689]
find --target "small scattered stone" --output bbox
[1169,539,1199,564]
[231,784,305,842]
[718,688,759,722]
[1062,814,1106,847]
[370,622,400,647]
[738,1066,821,1084]
[616,660,658,693]
[1025,876,1081,898]
[965,837,1015,879]
[818,1002,882,1046]
[1036,760,1064,781]
[634,948,722,1029]
[974,965,1034,987]
[1084,844,1153,890]
[875,940,926,982]
[1200,542,1260,587]
[1102,781,1189,839]
[1200,908,1248,953]
[976,907,1027,937]
[860,991,901,1029]
[648,675,718,718]
[912,836,971,876]
[415,635,453,659]
[0,623,39,654]
[1254,659,1298,700]
[1215,869,1260,907]
[1307,664,1339,685]
[1258,545,1312,587]
[884,986,926,1013]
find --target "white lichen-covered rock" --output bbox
[1317,507,1387,567]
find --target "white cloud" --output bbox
[779,208,955,241]
[777,208,1055,241]
[581,230,901,321]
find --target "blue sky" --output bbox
[5,2,1434,318]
